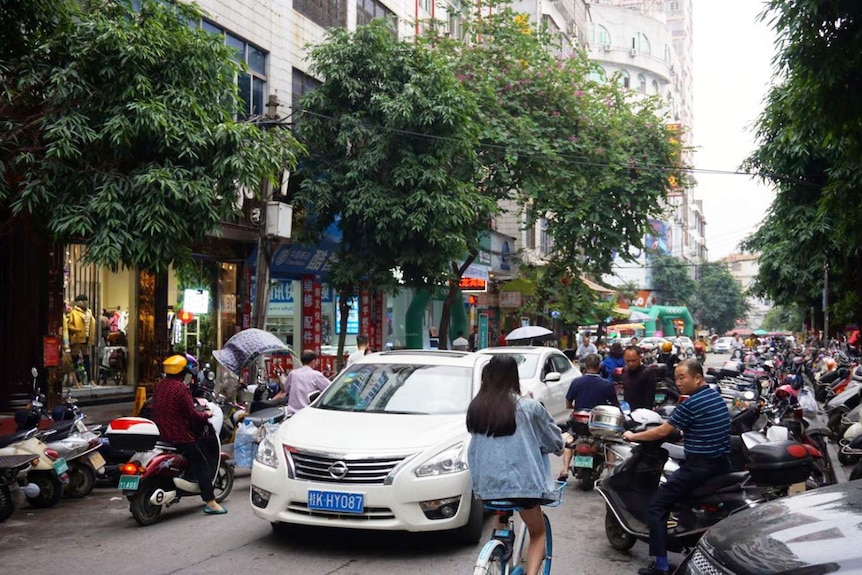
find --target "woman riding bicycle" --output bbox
[467,355,563,575]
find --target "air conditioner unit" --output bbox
[603,43,612,52]
[630,48,638,57]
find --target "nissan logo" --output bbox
[328,461,349,480]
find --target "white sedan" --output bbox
[713,337,734,353]
[251,350,491,542]
[477,346,580,424]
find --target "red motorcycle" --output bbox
[107,401,234,526]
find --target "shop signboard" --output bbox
[360,291,371,338]
[478,313,489,350]
[43,336,60,368]
[183,289,210,314]
[301,276,322,354]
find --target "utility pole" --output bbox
[251,94,284,331]
[823,263,829,343]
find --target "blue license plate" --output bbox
[118,475,141,491]
[573,455,593,468]
[53,458,68,475]
[307,490,364,514]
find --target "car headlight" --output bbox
[414,443,468,478]
[254,436,279,469]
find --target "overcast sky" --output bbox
[691,0,778,260]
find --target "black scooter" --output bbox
[596,436,813,553]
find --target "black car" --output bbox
[676,481,862,574]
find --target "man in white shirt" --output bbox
[452,330,469,351]
[575,334,597,360]
[345,335,369,367]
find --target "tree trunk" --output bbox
[335,287,353,370]
[438,255,476,351]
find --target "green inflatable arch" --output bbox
[630,305,694,338]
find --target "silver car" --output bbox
[477,346,580,424]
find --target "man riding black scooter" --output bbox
[621,359,731,575]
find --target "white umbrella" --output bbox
[628,310,652,322]
[506,326,554,341]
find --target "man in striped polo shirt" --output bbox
[622,359,731,575]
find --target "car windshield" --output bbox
[486,353,540,379]
[317,363,473,415]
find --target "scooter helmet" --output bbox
[163,354,198,378]
[776,383,798,399]
[661,341,673,353]
[785,373,803,391]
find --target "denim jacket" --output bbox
[467,397,564,501]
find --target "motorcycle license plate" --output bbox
[307,490,364,514]
[119,475,141,491]
[53,458,68,475]
[655,393,666,403]
[573,455,593,468]
[89,451,106,470]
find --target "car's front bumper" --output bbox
[250,460,473,532]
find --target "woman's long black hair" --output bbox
[466,354,521,437]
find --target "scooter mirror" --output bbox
[31,367,38,378]
[619,400,632,415]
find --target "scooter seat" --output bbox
[689,471,748,499]
[0,428,35,448]
[47,420,77,441]
[663,442,685,461]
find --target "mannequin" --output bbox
[61,301,82,389]
[68,294,97,386]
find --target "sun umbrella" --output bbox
[212,328,293,375]
[506,326,554,342]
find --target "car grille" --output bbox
[686,550,727,575]
[289,449,410,485]
[287,502,395,520]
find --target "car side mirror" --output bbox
[307,390,322,404]
[544,372,561,383]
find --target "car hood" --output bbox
[700,482,862,573]
[277,407,468,455]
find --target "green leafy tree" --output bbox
[650,254,695,306]
[425,3,683,329]
[0,0,301,271]
[762,304,803,333]
[743,1,862,332]
[294,21,492,356]
[689,262,748,334]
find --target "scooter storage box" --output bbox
[747,440,813,486]
[569,409,592,436]
[589,406,625,438]
[106,417,160,451]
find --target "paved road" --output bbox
[1,353,839,574]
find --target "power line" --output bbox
[298,109,809,184]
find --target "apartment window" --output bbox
[294,0,347,29]
[357,0,397,32]
[639,33,651,55]
[597,24,611,47]
[668,1,680,12]
[201,21,267,117]
[589,65,607,83]
[292,68,321,116]
[637,74,647,93]
[539,218,550,255]
[651,79,659,95]
[418,0,431,13]
[442,0,468,41]
[525,224,536,250]
[620,69,631,89]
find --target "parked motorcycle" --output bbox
[107,398,234,526]
[0,452,38,522]
[0,428,68,508]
